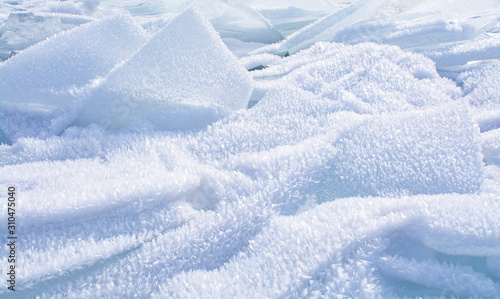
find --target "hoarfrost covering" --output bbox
[254,0,500,56]
[75,9,253,131]
[193,0,283,43]
[0,13,149,110]
[0,0,499,298]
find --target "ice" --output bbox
[1,0,499,297]
[0,11,98,61]
[98,0,283,43]
[259,0,390,55]
[458,64,500,109]
[0,13,149,142]
[161,193,500,298]
[255,0,500,55]
[423,34,500,70]
[222,37,267,58]
[254,1,345,37]
[10,0,101,16]
[74,9,253,131]
[0,13,149,111]
[193,0,283,43]
[250,42,460,111]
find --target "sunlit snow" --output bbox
[0,0,499,298]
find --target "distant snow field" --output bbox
[1,0,499,297]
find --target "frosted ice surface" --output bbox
[0,13,149,111]
[0,12,91,61]
[252,42,460,112]
[317,105,483,200]
[458,64,500,109]
[424,34,500,70]
[161,194,500,298]
[0,0,499,298]
[0,12,62,61]
[74,9,253,131]
[256,0,500,55]
[265,0,390,54]
[193,0,283,43]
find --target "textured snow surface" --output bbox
[1,0,500,298]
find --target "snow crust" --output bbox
[0,0,499,298]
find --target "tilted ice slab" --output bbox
[0,13,149,111]
[252,1,344,37]
[255,0,499,55]
[423,34,500,70]
[74,8,253,131]
[317,105,483,200]
[0,12,63,61]
[161,193,500,298]
[0,11,92,61]
[194,0,283,43]
[257,0,390,55]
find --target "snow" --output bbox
[0,0,499,298]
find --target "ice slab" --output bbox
[317,105,483,200]
[194,0,283,43]
[265,0,389,55]
[256,0,500,55]
[0,13,149,111]
[0,12,91,61]
[458,64,500,109]
[258,7,335,37]
[74,8,253,131]
[0,12,62,61]
[161,193,500,298]
[423,34,500,70]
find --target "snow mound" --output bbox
[74,8,253,131]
